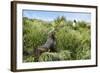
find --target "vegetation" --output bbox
[23,16,91,62]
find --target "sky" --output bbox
[23,10,91,23]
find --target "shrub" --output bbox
[39,52,59,61]
[39,50,71,62]
[23,16,91,62]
